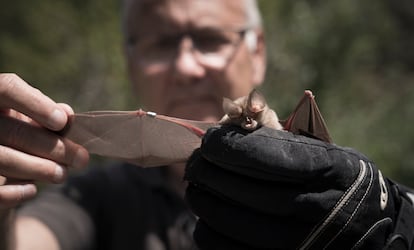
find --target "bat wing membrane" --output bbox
[282,91,332,143]
[63,111,217,167]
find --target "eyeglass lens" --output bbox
[131,29,247,68]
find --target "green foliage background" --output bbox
[1,0,413,185]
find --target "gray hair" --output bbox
[244,0,262,28]
[122,0,263,40]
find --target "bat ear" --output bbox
[247,89,266,113]
[223,97,242,118]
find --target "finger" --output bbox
[0,115,89,169]
[1,109,33,124]
[57,103,74,116]
[0,183,37,209]
[0,73,67,131]
[0,145,68,183]
[6,109,44,128]
[0,175,5,185]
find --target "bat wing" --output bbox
[62,110,217,167]
[62,90,331,166]
[281,90,332,143]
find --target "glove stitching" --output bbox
[323,162,374,249]
[254,133,372,168]
[299,160,368,249]
[254,133,329,149]
[327,147,371,163]
[254,132,368,160]
[351,217,392,249]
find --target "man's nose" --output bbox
[173,37,205,78]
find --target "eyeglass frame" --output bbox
[126,27,257,69]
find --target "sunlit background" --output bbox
[1,0,413,185]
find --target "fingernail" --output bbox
[22,184,37,199]
[48,109,67,130]
[53,164,66,183]
[72,148,89,169]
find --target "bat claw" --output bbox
[304,90,314,98]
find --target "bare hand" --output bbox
[0,73,89,208]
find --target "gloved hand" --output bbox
[185,126,414,250]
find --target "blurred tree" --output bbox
[0,0,413,184]
[258,0,414,184]
[0,0,132,110]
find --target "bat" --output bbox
[62,90,331,167]
[219,89,283,130]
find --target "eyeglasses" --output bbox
[128,28,254,69]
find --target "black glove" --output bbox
[184,126,414,250]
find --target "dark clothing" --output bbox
[18,164,196,250]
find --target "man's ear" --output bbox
[250,29,266,87]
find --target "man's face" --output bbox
[125,0,266,121]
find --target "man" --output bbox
[0,0,413,249]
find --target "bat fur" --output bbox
[219,89,283,130]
